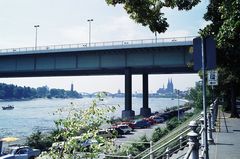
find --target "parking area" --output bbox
[115,122,166,143]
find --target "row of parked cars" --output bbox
[98,112,169,138]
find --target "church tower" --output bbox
[170,78,174,93]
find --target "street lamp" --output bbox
[87,19,93,47]
[34,25,40,50]
[155,31,157,43]
[177,90,180,121]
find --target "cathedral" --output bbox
[157,78,174,94]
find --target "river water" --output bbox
[0,97,186,139]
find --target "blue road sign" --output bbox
[193,37,216,71]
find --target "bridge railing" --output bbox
[0,36,196,54]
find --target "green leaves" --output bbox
[47,93,118,158]
[105,0,201,33]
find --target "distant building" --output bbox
[157,78,174,94]
[71,83,74,92]
[117,89,121,94]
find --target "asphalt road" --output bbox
[115,122,166,145]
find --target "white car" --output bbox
[117,125,132,134]
[0,146,40,159]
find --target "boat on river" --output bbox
[2,105,14,110]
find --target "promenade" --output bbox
[209,111,240,159]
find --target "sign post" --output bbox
[194,36,216,159]
[208,70,218,103]
[208,70,218,86]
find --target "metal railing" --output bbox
[0,36,196,54]
[137,98,219,159]
[132,112,201,159]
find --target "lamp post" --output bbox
[155,32,157,43]
[177,90,180,121]
[34,25,40,50]
[87,19,93,47]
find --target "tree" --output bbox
[185,81,211,111]
[105,0,201,33]
[200,0,240,117]
[47,93,117,159]
[26,130,53,151]
[106,0,240,117]
[37,86,49,98]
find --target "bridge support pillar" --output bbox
[140,73,151,117]
[0,140,2,155]
[122,68,135,119]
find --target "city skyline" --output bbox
[0,74,200,93]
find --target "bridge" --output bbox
[0,36,196,118]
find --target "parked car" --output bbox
[107,127,124,137]
[52,137,99,153]
[115,121,135,130]
[132,119,151,129]
[97,129,114,138]
[150,116,165,123]
[116,124,132,134]
[0,146,40,159]
[143,118,156,125]
[160,113,170,120]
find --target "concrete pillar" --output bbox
[150,141,154,159]
[187,121,199,159]
[208,112,214,144]
[179,135,183,149]
[200,117,205,148]
[210,106,215,132]
[0,140,2,155]
[128,154,133,159]
[140,73,151,117]
[122,68,135,119]
[165,147,170,159]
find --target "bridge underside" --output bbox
[0,67,194,78]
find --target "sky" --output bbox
[0,0,210,93]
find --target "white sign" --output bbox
[208,70,218,86]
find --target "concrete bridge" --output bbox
[0,36,196,118]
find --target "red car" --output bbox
[143,118,156,125]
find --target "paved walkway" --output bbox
[209,110,240,159]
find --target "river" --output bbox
[0,97,186,139]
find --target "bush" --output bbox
[151,127,168,142]
[166,117,179,131]
[26,130,54,151]
[129,135,150,156]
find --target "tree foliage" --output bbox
[46,93,117,159]
[186,82,211,111]
[0,83,82,100]
[26,130,54,151]
[105,0,201,33]
[200,0,240,117]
